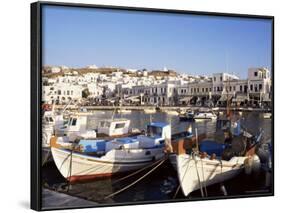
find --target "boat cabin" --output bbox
[63,115,88,133]
[137,122,171,148]
[58,115,96,140]
[97,118,130,136]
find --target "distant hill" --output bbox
[42,66,179,78]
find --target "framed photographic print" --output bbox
[31,1,274,211]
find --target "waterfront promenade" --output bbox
[54,105,271,112]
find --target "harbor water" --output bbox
[42,110,272,207]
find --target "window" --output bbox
[254,72,258,77]
[67,90,70,95]
[214,77,216,82]
[147,126,162,137]
[115,123,126,129]
[240,85,242,91]
[202,88,204,92]
[229,87,232,91]
[259,84,262,90]
[250,85,253,91]
[217,86,220,92]
[233,86,236,91]
[71,118,77,126]
[220,76,223,81]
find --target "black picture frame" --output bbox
[31,1,274,211]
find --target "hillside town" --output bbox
[42,65,272,109]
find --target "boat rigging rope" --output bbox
[200,157,208,197]
[193,153,205,198]
[67,144,74,192]
[112,157,166,185]
[104,157,167,200]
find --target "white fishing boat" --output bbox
[179,110,195,121]
[162,109,179,116]
[166,110,179,116]
[51,122,171,182]
[263,112,271,119]
[144,108,156,114]
[176,130,263,196]
[43,114,136,165]
[42,111,65,165]
[72,107,94,116]
[194,111,217,120]
[176,152,247,196]
[247,107,254,111]
[117,109,132,114]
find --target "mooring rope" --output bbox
[112,157,165,185]
[104,157,167,200]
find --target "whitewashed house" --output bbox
[42,83,84,104]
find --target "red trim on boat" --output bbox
[67,172,125,183]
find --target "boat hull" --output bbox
[51,147,164,183]
[176,154,246,196]
[42,147,53,165]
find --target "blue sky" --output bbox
[42,5,272,78]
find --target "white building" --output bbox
[42,83,84,104]
[50,66,61,73]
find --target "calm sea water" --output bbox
[42,110,272,206]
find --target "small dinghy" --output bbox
[194,111,217,120]
[263,113,271,119]
[144,108,156,114]
[179,110,195,122]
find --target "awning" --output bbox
[124,95,140,102]
[263,97,271,102]
[218,94,233,102]
[232,94,248,102]
[179,96,192,102]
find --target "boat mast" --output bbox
[225,51,231,119]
